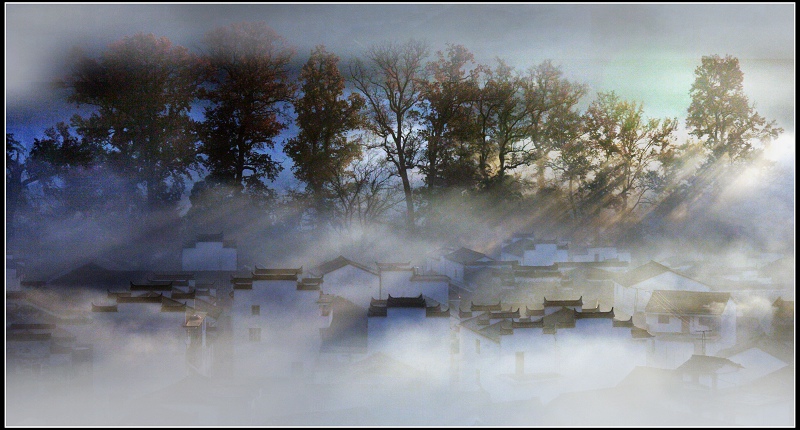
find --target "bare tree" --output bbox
[350,40,429,234]
[330,150,403,230]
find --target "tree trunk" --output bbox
[399,168,416,234]
[537,157,547,190]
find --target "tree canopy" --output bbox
[66,33,200,211]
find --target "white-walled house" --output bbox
[568,246,631,263]
[377,262,450,307]
[500,239,570,266]
[644,290,737,368]
[435,247,494,283]
[308,256,379,308]
[182,233,237,272]
[366,295,451,382]
[500,236,630,267]
[229,267,330,378]
[456,298,653,403]
[527,241,570,266]
[675,354,744,391]
[613,261,712,317]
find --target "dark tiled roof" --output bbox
[575,308,615,319]
[410,273,451,282]
[443,247,491,265]
[512,318,543,329]
[253,266,302,276]
[614,260,686,287]
[676,354,744,373]
[525,306,545,317]
[251,273,298,281]
[149,272,195,281]
[471,301,502,311]
[645,290,731,315]
[130,281,173,291]
[313,255,377,276]
[92,303,118,312]
[386,294,426,308]
[425,305,450,318]
[465,260,518,267]
[231,275,253,289]
[543,296,583,307]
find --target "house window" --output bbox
[475,339,481,354]
[658,315,669,324]
[248,328,261,342]
[699,316,717,329]
[251,305,260,315]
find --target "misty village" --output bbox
[5,5,795,427]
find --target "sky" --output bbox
[5,3,796,177]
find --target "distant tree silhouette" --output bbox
[66,33,200,211]
[6,125,100,244]
[583,91,678,218]
[351,40,430,234]
[419,44,478,192]
[284,45,365,228]
[688,54,782,166]
[198,22,295,201]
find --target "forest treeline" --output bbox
[6,22,784,254]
